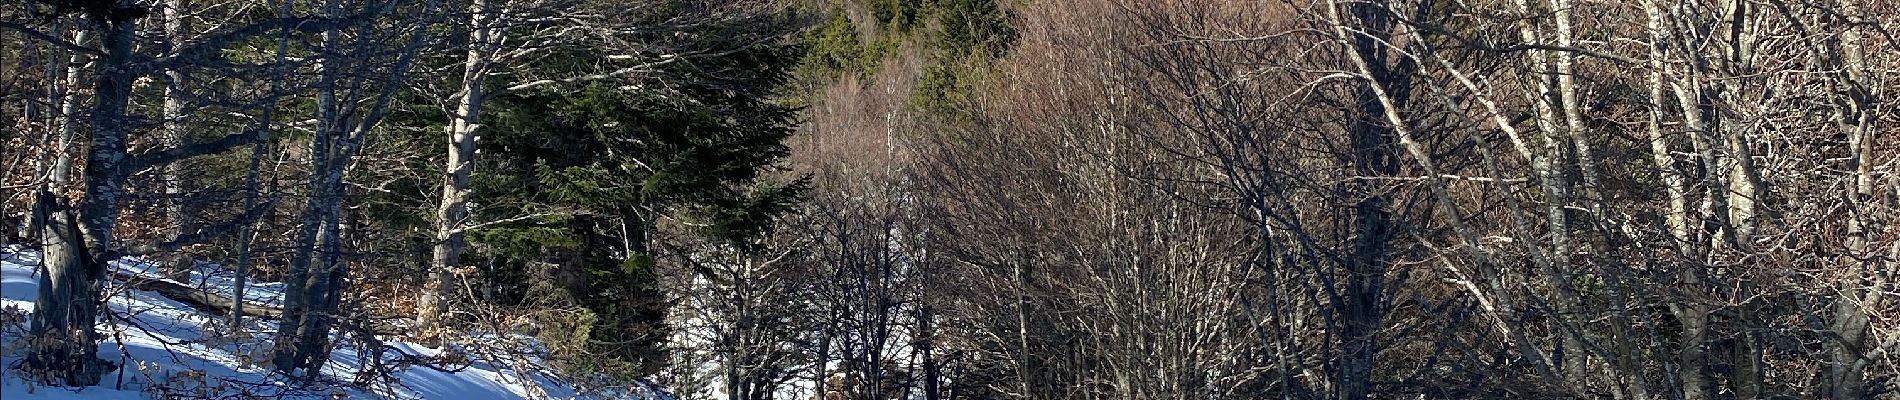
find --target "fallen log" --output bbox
[109,268,283,319]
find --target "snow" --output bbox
[0,246,676,400]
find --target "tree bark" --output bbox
[111,265,283,319]
[1827,1,1881,398]
[229,131,269,331]
[1327,1,1411,397]
[159,0,192,283]
[419,0,497,332]
[29,25,88,243]
[270,27,343,371]
[270,0,431,373]
[25,191,105,386]
[27,8,138,386]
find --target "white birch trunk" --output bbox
[160,0,192,282]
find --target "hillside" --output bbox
[0,247,673,399]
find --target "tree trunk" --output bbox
[419,0,497,333]
[28,27,90,243]
[1829,69,1874,400]
[919,304,941,400]
[1827,1,1881,397]
[25,191,105,387]
[28,9,138,386]
[1733,294,1764,400]
[270,17,355,369]
[273,134,355,374]
[1672,303,1711,400]
[49,28,88,191]
[270,0,349,366]
[79,13,136,270]
[112,264,283,319]
[271,0,429,372]
[295,204,351,373]
[159,0,192,283]
[229,136,268,331]
[270,47,342,372]
[1329,1,1412,397]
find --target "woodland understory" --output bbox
[3,0,1899,399]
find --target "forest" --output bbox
[1,0,1898,398]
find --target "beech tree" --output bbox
[266,0,440,375]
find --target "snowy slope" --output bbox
[0,247,675,400]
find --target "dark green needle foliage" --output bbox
[469,43,807,378]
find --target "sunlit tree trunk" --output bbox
[159,0,192,282]
[1827,1,1881,396]
[419,0,498,333]
[28,6,138,385]
[25,191,102,386]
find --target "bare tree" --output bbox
[269,0,438,375]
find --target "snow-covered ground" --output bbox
[0,246,672,400]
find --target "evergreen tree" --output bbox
[469,42,807,377]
